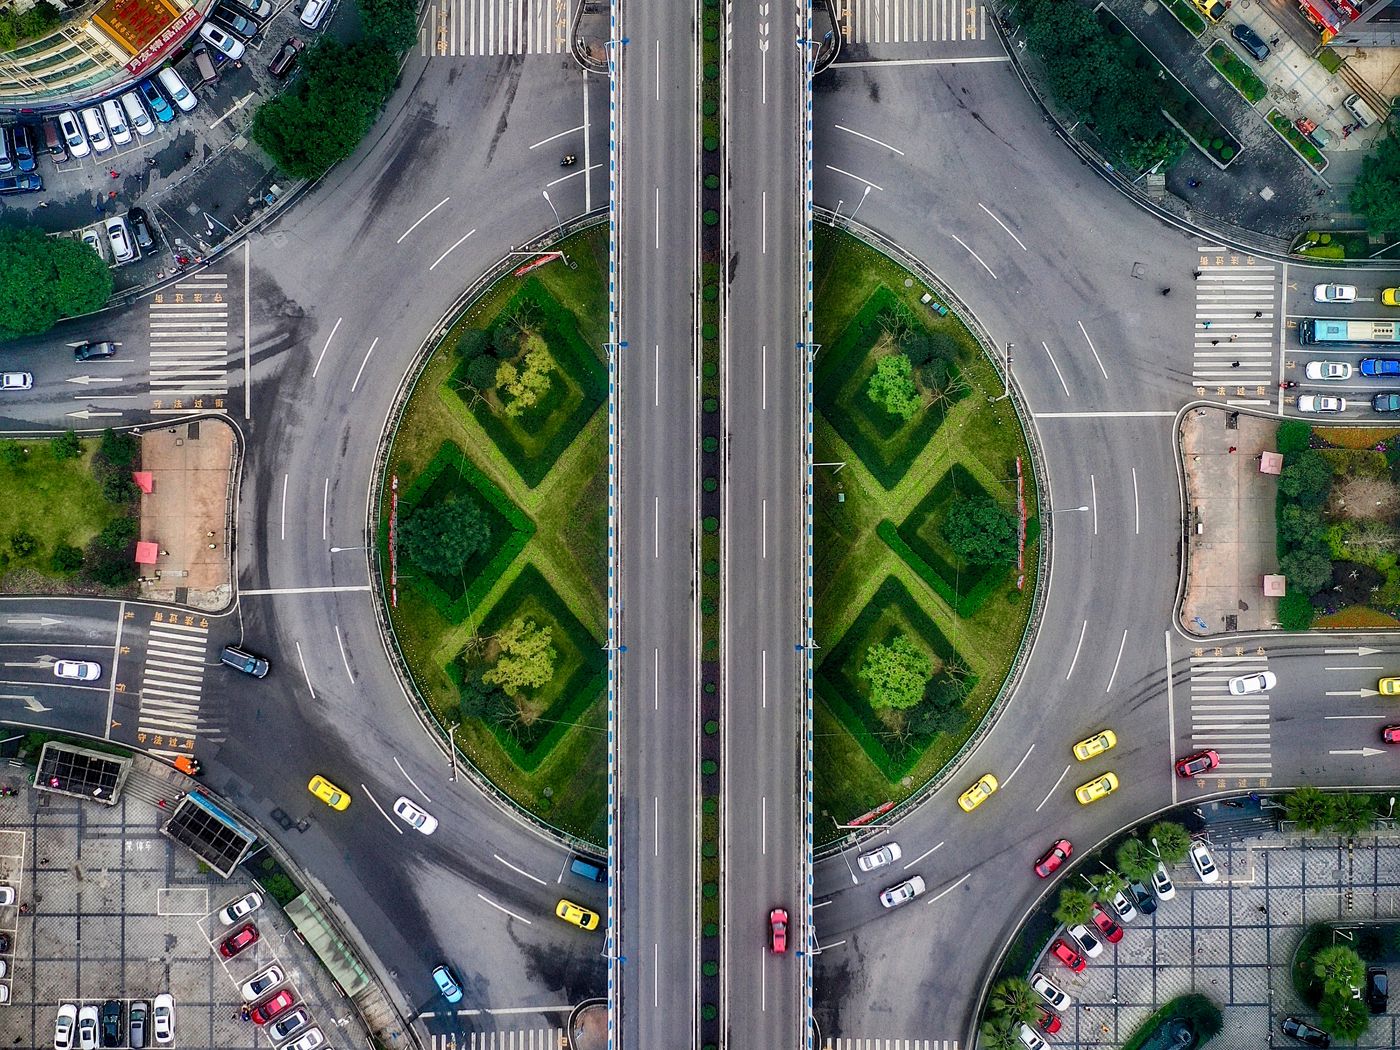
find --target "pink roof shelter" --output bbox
[135,541,159,565]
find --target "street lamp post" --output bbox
[850,184,872,220]
[449,723,459,783]
[830,817,859,884]
[1051,506,1090,515]
[542,190,564,240]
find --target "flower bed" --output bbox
[1207,41,1267,104]
[1268,109,1328,172]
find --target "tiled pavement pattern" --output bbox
[1042,836,1400,1048]
[0,777,348,1048]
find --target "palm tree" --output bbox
[1319,988,1371,1040]
[1054,887,1095,927]
[987,977,1038,1026]
[1285,785,1336,831]
[1147,821,1192,865]
[1116,838,1157,882]
[978,1015,1021,1050]
[1330,792,1376,837]
[1089,870,1126,901]
[1313,944,1366,998]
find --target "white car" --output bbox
[54,1003,78,1050]
[856,842,902,871]
[1110,888,1138,923]
[1190,841,1220,883]
[393,795,439,834]
[0,371,32,391]
[299,0,330,28]
[1030,971,1072,1010]
[81,227,107,261]
[878,875,925,908]
[58,111,89,158]
[157,67,198,113]
[54,660,101,681]
[218,890,262,925]
[1016,1024,1047,1050]
[152,993,174,1045]
[1299,394,1347,414]
[200,21,247,60]
[77,1005,98,1050]
[79,107,110,153]
[1067,922,1103,958]
[283,1027,326,1050]
[1152,861,1177,901]
[100,99,131,146]
[1305,360,1352,381]
[240,963,284,1001]
[121,91,156,137]
[106,217,136,264]
[1314,283,1357,303]
[1228,670,1277,695]
[0,884,14,905]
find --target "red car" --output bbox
[1034,838,1072,879]
[1091,902,1124,944]
[1050,938,1086,972]
[1175,749,1219,777]
[1036,1006,1062,1034]
[769,908,788,954]
[250,989,295,1025]
[218,922,258,958]
[1383,725,1400,744]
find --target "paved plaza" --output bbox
[1042,835,1400,1048]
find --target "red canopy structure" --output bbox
[135,541,159,565]
[1259,451,1283,476]
[133,471,154,494]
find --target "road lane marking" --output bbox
[834,123,905,155]
[761,795,767,855]
[1166,631,1178,804]
[476,893,530,924]
[949,233,996,279]
[902,840,943,870]
[762,499,767,558]
[1090,473,1098,535]
[1106,629,1128,693]
[493,853,546,886]
[1035,765,1072,813]
[654,496,659,558]
[1064,620,1088,679]
[280,473,288,540]
[105,599,126,739]
[1040,341,1069,396]
[429,228,476,271]
[1132,467,1140,534]
[653,648,659,711]
[393,756,432,802]
[977,202,1025,251]
[926,872,971,904]
[350,336,379,394]
[1077,320,1108,378]
[1035,411,1176,417]
[334,624,354,683]
[527,124,583,150]
[311,316,341,378]
[321,477,329,541]
[241,585,372,595]
[1003,743,1035,787]
[823,164,884,192]
[395,196,451,243]
[293,640,315,701]
[361,783,403,832]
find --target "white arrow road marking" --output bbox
[66,410,124,419]
[1326,689,1381,697]
[5,617,62,627]
[1329,748,1387,757]
[0,694,51,712]
[1324,647,1382,656]
[65,375,124,385]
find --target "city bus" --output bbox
[1299,318,1400,345]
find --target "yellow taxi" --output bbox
[1190,0,1226,21]
[1381,677,1400,695]
[1383,288,1400,307]
[1072,729,1118,762]
[555,899,600,930]
[957,773,999,813]
[308,774,351,811]
[1075,772,1119,806]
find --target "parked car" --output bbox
[856,842,901,871]
[283,1028,326,1050]
[1231,21,1270,60]
[54,1004,78,1050]
[157,67,198,113]
[1305,360,1352,381]
[1190,0,1226,22]
[1373,392,1400,413]
[1033,838,1072,879]
[1110,888,1138,923]
[1016,1023,1047,1050]
[11,125,34,171]
[121,91,156,136]
[267,1010,310,1042]
[1067,922,1103,958]
[240,964,284,1001]
[226,0,273,17]
[81,228,106,261]
[200,21,247,60]
[1281,1016,1330,1047]
[100,99,131,146]
[0,173,42,195]
[250,988,294,1025]
[218,891,262,925]
[768,907,787,953]
[432,964,463,1004]
[151,994,174,1045]
[218,921,259,958]
[1228,671,1277,695]
[58,110,89,157]
[1035,1005,1061,1035]
[79,106,111,153]
[1189,841,1220,883]
[1366,966,1388,1013]
[128,207,157,251]
[299,0,330,29]
[268,36,305,78]
[1299,394,1347,413]
[1091,902,1124,943]
[213,7,259,36]
[879,875,926,908]
[100,1000,123,1048]
[1313,283,1356,303]
[1130,879,1158,915]
[128,1001,148,1050]
[1049,938,1086,973]
[1152,861,1177,901]
[105,216,136,264]
[0,372,32,392]
[1030,972,1071,1010]
[77,1005,98,1050]
[1175,749,1219,777]
[139,80,175,123]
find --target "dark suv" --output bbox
[73,340,119,362]
[1231,22,1270,61]
[100,1000,123,1048]
[1366,965,1389,1013]
[1282,1016,1330,1047]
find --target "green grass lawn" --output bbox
[380,225,608,842]
[812,226,1040,840]
[0,439,119,587]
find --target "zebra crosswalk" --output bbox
[422,0,568,57]
[1193,247,1278,405]
[1187,653,1273,779]
[824,1039,960,1049]
[840,0,989,44]
[427,1030,562,1049]
[148,272,230,412]
[136,615,211,760]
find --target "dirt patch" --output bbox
[1331,477,1400,521]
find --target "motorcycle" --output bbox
[561,154,576,167]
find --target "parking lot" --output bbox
[1038,835,1400,1049]
[0,765,350,1049]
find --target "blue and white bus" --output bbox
[1299,317,1400,345]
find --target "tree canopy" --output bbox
[867,353,920,421]
[482,616,557,693]
[1279,451,1333,508]
[1145,821,1191,865]
[941,494,1018,565]
[1351,130,1400,233]
[358,0,420,50]
[497,346,554,416]
[858,634,933,710]
[0,226,113,340]
[399,495,490,577]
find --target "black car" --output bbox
[100,1000,123,1048]
[73,340,119,362]
[213,7,258,37]
[128,207,156,251]
[0,173,41,195]
[1373,392,1400,413]
[1130,879,1158,915]
[1231,22,1270,61]
[1282,1017,1330,1048]
[268,36,305,78]
[1366,965,1388,1013]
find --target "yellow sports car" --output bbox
[1383,288,1400,307]
[1073,730,1118,762]
[555,899,600,930]
[1380,677,1400,695]
[308,774,350,811]
[957,773,999,813]
[1075,772,1119,806]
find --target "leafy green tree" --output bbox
[1350,130,1400,233]
[1178,995,1224,1040]
[941,494,1018,566]
[1313,944,1366,999]
[867,353,919,421]
[458,665,506,722]
[358,0,420,51]
[1279,504,1327,548]
[459,329,490,361]
[1320,990,1371,1040]
[858,634,933,710]
[1147,822,1192,865]
[465,354,498,391]
[1330,792,1376,837]
[1115,838,1157,882]
[97,428,139,468]
[251,41,400,179]
[1088,870,1126,901]
[978,1016,1020,1050]
[482,616,557,694]
[497,347,554,417]
[1280,546,1333,594]
[0,225,113,341]
[1279,590,1316,631]
[50,544,83,573]
[1277,419,1313,457]
[50,431,82,462]
[904,331,960,370]
[1054,887,1095,927]
[9,530,36,558]
[1280,451,1333,508]
[986,977,1038,1026]
[0,441,23,468]
[492,323,520,358]
[1285,785,1336,831]
[399,495,490,577]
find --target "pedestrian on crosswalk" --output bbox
[1254,311,1263,318]
[1202,319,1213,329]
[1231,361,1240,368]
[1230,334,1238,342]
[1193,271,1202,278]
[1211,339,1219,346]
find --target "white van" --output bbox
[121,91,155,137]
[80,106,111,153]
[100,99,131,146]
[1345,92,1383,129]
[299,0,329,29]
[58,111,89,158]
[157,67,198,113]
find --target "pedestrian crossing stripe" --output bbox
[1187,657,1273,776]
[149,275,230,400]
[423,0,568,57]
[427,1029,563,1049]
[840,0,987,43]
[1193,261,1279,403]
[137,617,209,758]
[823,1039,960,1049]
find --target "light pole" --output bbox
[830,817,859,884]
[1148,837,1162,860]
[1051,506,1090,515]
[542,190,564,240]
[850,184,872,220]
[988,343,1013,402]
[329,545,368,554]
[448,722,459,783]
[1389,796,1396,819]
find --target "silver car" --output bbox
[0,371,32,391]
[1305,360,1352,381]
[1298,394,1347,414]
[878,875,925,908]
[856,842,901,871]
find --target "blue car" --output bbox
[139,79,175,123]
[432,964,462,1004]
[1360,357,1400,378]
